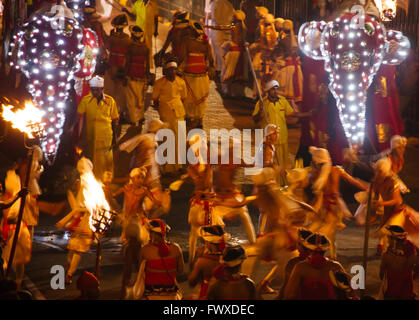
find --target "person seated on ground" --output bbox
[138,219,184,300]
[76,271,100,300]
[206,245,258,300]
[283,232,349,300]
[379,225,417,300]
[277,228,312,299]
[188,225,226,299]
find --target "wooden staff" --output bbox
[244,43,281,169]
[5,148,33,277]
[361,181,374,297]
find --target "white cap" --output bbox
[89,76,104,88]
[164,61,178,69]
[264,80,279,91]
[390,135,407,150]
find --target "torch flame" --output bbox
[81,170,111,234]
[75,146,83,156]
[1,101,45,138]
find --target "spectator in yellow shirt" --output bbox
[252,80,311,185]
[152,61,187,174]
[76,76,120,179]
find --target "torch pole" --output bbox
[361,182,374,298]
[95,235,103,279]
[5,146,33,277]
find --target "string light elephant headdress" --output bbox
[298,0,409,146]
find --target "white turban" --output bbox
[89,76,104,88]
[164,61,178,69]
[264,80,279,91]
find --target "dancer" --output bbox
[56,158,95,285]
[185,135,215,267]
[277,228,313,299]
[207,245,257,300]
[213,138,256,244]
[372,157,419,254]
[188,225,225,299]
[132,219,184,300]
[308,147,367,260]
[1,171,29,287]
[283,233,348,300]
[113,167,161,297]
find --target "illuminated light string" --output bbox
[8,10,85,164]
[298,13,410,146]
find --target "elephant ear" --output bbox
[383,30,410,65]
[298,21,327,60]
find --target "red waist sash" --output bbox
[128,55,146,79]
[185,52,207,74]
[109,46,127,67]
[145,258,177,286]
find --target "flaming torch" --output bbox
[81,169,117,277]
[1,101,46,276]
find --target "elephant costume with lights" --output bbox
[298,0,410,148]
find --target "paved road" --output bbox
[3,18,419,300]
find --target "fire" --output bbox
[374,0,397,21]
[81,170,112,234]
[1,100,45,138]
[75,146,83,156]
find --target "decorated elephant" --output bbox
[298,3,410,147]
